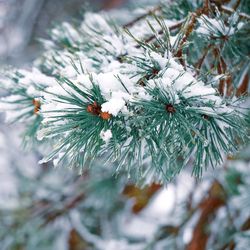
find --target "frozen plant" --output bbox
[0,0,249,183]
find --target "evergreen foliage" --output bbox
[0,1,249,183]
[0,0,250,249]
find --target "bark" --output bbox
[187,181,226,250]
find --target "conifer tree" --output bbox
[0,0,249,249]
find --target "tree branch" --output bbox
[187,181,226,250]
[123,6,161,28]
[221,5,250,21]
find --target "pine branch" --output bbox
[233,0,242,10]
[173,0,213,66]
[221,5,250,21]
[236,72,249,96]
[123,5,162,28]
[0,0,249,182]
[194,44,213,74]
[143,18,185,44]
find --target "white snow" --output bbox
[96,71,125,95]
[197,15,244,37]
[19,68,57,87]
[100,129,112,143]
[101,98,126,116]
[164,67,180,79]
[148,51,168,69]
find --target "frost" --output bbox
[43,85,70,101]
[27,85,39,96]
[101,98,126,116]
[62,22,80,41]
[81,13,114,35]
[73,74,92,89]
[53,152,65,167]
[174,72,195,90]
[169,35,178,47]
[0,0,245,188]
[164,67,180,79]
[19,68,57,87]
[100,129,112,143]
[96,71,124,95]
[0,95,25,104]
[168,58,183,71]
[149,51,168,69]
[183,83,216,98]
[112,90,131,101]
[60,65,78,78]
[37,128,48,141]
[197,15,244,37]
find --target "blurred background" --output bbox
[0,0,128,66]
[0,1,249,250]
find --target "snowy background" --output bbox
[0,1,249,249]
[1,1,185,248]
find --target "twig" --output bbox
[236,71,249,97]
[40,191,85,226]
[195,44,213,74]
[174,0,212,66]
[123,6,162,28]
[143,19,185,44]
[233,0,242,10]
[187,181,226,250]
[221,5,250,21]
[212,47,234,96]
